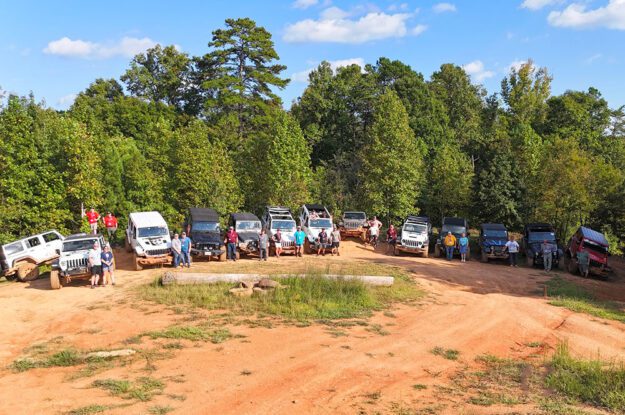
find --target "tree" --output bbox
[357,89,424,221]
[501,60,551,127]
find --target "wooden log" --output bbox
[161,272,394,286]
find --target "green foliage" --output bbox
[92,377,164,401]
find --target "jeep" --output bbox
[51,233,108,289]
[298,204,333,254]
[229,212,262,258]
[339,211,368,241]
[523,223,563,268]
[564,226,610,277]
[434,217,469,258]
[479,223,509,263]
[261,207,297,255]
[183,208,226,261]
[394,216,430,257]
[125,211,172,270]
[0,230,64,282]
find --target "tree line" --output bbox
[1,18,624,252]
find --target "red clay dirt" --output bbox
[0,241,623,414]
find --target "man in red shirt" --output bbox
[86,208,100,235]
[386,224,398,253]
[224,226,239,261]
[103,212,118,240]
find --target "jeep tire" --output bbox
[219,249,227,262]
[481,250,488,263]
[125,238,132,253]
[434,244,441,258]
[566,255,578,275]
[526,254,534,267]
[134,254,143,271]
[16,263,40,282]
[304,239,311,255]
[50,270,61,290]
[422,249,429,258]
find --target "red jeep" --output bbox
[564,226,610,278]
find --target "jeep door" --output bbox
[42,231,63,259]
[25,236,46,263]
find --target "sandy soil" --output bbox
[0,241,623,415]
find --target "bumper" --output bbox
[60,267,90,277]
[484,251,509,259]
[340,228,365,237]
[396,244,428,254]
[137,255,171,266]
[191,248,224,257]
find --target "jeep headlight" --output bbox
[59,259,67,270]
[135,246,145,255]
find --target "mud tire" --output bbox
[50,270,61,290]
[434,244,441,258]
[16,263,40,282]
[481,251,488,263]
[422,249,429,258]
[134,254,143,271]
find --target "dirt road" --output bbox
[0,241,623,414]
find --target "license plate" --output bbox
[204,252,212,256]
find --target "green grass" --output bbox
[546,276,625,323]
[430,347,460,361]
[148,406,173,415]
[412,384,427,390]
[138,267,423,322]
[146,326,233,344]
[66,404,110,415]
[10,348,82,372]
[546,342,625,412]
[92,377,164,401]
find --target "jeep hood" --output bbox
[139,236,169,247]
[403,232,428,242]
[191,231,221,245]
[61,249,89,257]
[483,238,507,247]
[238,231,260,243]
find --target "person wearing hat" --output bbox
[294,225,306,257]
[101,243,115,285]
[89,241,102,289]
[225,226,239,261]
[443,231,457,261]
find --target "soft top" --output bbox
[406,215,428,223]
[305,204,327,211]
[189,207,220,222]
[443,217,467,227]
[64,233,102,241]
[580,226,609,246]
[525,223,554,231]
[129,211,168,228]
[231,212,260,222]
[481,223,507,230]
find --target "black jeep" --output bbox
[183,208,226,261]
[228,212,262,257]
[434,217,469,258]
[522,223,563,268]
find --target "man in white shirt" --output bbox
[503,235,520,267]
[89,241,103,289]
[368,216,382,246]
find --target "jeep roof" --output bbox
[443,217,467,227]
[578,226,609,247]
[265,207,294,220]
[304,204,328,213]
[481,223,507,231]
[189,208,220,222]
[525,223,554,232]
[128,211,168,228]
[406,215,429,224]
[64,233,103,242]
[231,212,260,222]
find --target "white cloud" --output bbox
[585,53,603,64]
[57,93,77,107]
[291,58,365,83]
[284,8,417,43]
[388,3,409,11]
[507,59,536,73]
[43,36,158,59]
[433,2,457,13]
[462,60,495,82]
[548,0,625,30]
[411,24,428,35]
[521,0,560,10]
[292,0,318,9]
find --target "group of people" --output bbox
[171,232,192,268]
[84,208,118,239]
[87,241,115,289]
[441,231,471,262]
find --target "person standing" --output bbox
[368,216,382,247]
[317,228,328,256]
[259,229,269,261]
[504,235,520,267]
[89,241,102,289]
[171,233,182,268]
[103,212,118,241]
[541,239,554,272]
[331,225,341,256]
[386,224,398,254]
[86,208,100,235]
[180,232,191,268]
[458,232,469,263]
[443,231,457,261]
[577,249,590,278]
[294,226,306,257]
[101,243,115,286]
[274,229,283,258]
[225,226,238,261]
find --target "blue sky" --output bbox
[1,0,624,109]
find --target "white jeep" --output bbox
[125,211,172,270]
[298,204,333,254]
[0,230,64,282]
[395,215,431,257]
[261,206,297,254]
[51,233,107,289]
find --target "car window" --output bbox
[27,237,41,248]
[43,232,60,243]
[3,241,24,256]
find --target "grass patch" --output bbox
[138,265,423,322]
[546,342,625,412]
[546,276,625,323]
[430,347,460,361]
[412,384,427,390]
[148,406,173,415]
[10,348,82,372]
[366,323,390,336]
[92,377,164,401]
[146,326,233,344]
[66,404,110,415]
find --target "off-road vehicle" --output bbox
[522,223,563,268]
[434,217,469,258]
[0,230,64,282]
[183,208,225,261]
[298,204,333,254]
[564,226,610,277]
[125,211,172,270]
[394,216,430,257]
[261,207,297,255]
[50,233,109,289]
[228,212,262,258]
[338,211,368,241]
[478,223,509,263]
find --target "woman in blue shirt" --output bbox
[458,232,469,263]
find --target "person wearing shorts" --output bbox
[294,226,305,257]
[274,230,283,258]
[101,243,115,286]
[89,241,102,289]
[103,212,118,241]
[317,228,328,256]
[458,233,469,263]
[331,225,341,256]
[504,235,520,267]
[86,208,100,235]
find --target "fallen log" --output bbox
[161,272,394,286]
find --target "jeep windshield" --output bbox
[404,223,427,233]
[528,231,556,242]
[483,230,507,238]
[237,221,261,231]
[344,212,365,220]
[272,220,296,231]
[310,219,333,229]
[191,221,220,232]
[63,239,98,252]
[583,240,608,255]
[442,225,466,235]
[138,227,168,238]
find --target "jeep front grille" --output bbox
[344,221,362,229]
[67,258,88,269]
[146,248,169,257]
[402,240,423,248]
[281,240,294,248]
[589,259,605,268]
